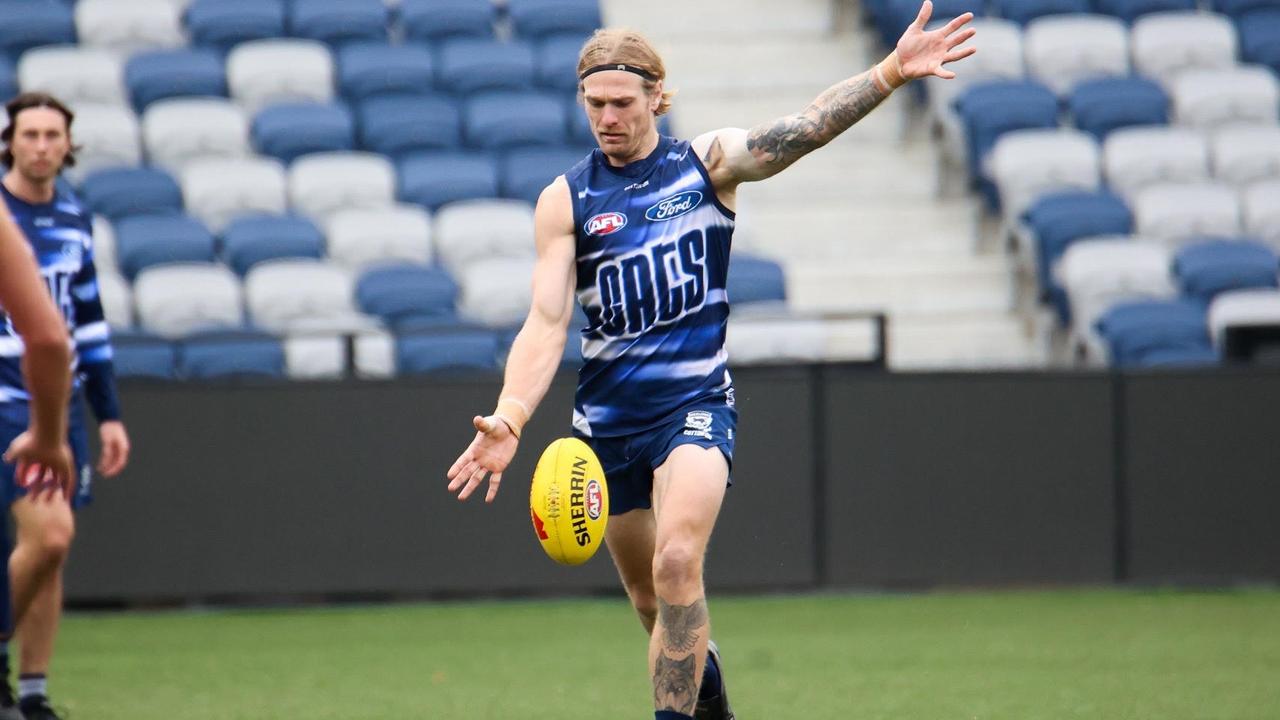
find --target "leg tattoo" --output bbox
[653,651,698,713]
[658,597,708,653]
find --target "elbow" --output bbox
[24,330,72,365]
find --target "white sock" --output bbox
[18,675,46,701]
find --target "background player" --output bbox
[448,4,975,718]
[0,92,132,720]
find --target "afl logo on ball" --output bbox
[585,479,603,520]
[586,212,627,236]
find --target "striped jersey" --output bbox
[566,135,735,438]
[0,183,111,404]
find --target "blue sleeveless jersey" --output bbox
[565,136,736,438]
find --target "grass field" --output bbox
[46,589,1280,719]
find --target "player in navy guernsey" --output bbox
[448,6,975,719]
[0,93,133,720]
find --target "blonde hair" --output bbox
[576,29,675,116]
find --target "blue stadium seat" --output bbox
[1136,345,1220,367]
[438,39,536,94]
[1068,77,1168,140]
[125,49,227,112]
[401,0,494,42]
[1239,10,1280,75]
[288,0,388,46]
[1213,0,1280,17]
[185,0,287,51]
[115,214,217,280]
[356,263,459,327]
[1096,299,1212,367]
[221,215,325,276]
[727,254,787,305]
[994,0,1089,24]
[397,151,499,209]
[0,57,16,104]
[111,330,178,380]
[79,168,184,220]
[1023,190,1133,317]
[464,91,568,149]
[954,80,1058,188]
[179,329,287,379]
[396,329,500,375]
[501,146,589,204]
[1094,0,1196,23]
[0,1,74,62]
[536,33,589,91]
[252,102,355,163]
[337,43,434,100]
[507,0,602,38]
[357,94,461,156]
[1173,240,1280,304]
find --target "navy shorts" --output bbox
[576,401,737,516]
[0,400,93,509]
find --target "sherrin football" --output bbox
[529,437,608,565]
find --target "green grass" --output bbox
[44,589,1280,719]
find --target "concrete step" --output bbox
[735,200,981,260]
[786,255,1015,316]
[889,314,1045,369]
[604,0,839,40]
[729,140,941,207]
[656,36,876,94]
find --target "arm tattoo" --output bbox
[745,70,888,168]
[658,597,709,653]
[653,651,698,714]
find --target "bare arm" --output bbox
[446,177,577,503]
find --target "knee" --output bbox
[29,520,74,565]
[652,541,703,592]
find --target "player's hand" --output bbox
[446,415,519,503]
[895,1,977,81]
[3,430,75,502]
[97,420,131,478]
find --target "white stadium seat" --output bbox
[142,98,251,173]
[1133,181,1242,247]
[133,262,244,338]
[1102,126,1210,199]
[1024,14,1129,96]
[181,156,287,234]
[1131,11,1238,85]
[287,152,396,221]
[990,128,1101,222]
[64,103,142,183]
[324,204,433,269]
[244,259,373,333]
[91,215,118,276]
[18,47,126,107]
[1243,179,1280,250]
[456,256,535,327]
[75,0,185,53]
[95,269,133,330]
[1208,288,1280,347]
[433,199,535,274]
[1210,125,1280,187]
[227,39,335,114]
[1171,66,1280,130]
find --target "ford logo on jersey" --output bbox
[645,191,702,222]
[586,212,627,236]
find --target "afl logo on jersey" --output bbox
[645,191,702,222]
[586,212,627,236]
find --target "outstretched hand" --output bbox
[446,414,519,503]
[895,1,978,81]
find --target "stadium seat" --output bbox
[220,214,325,276]
[185,0,287,51]
[500,146,588,204]
[1131,12,1238,85]
[91,215,119,278]
[132,262,243,337]
[114,214,217,280]
[507,0,602,38]
[1210,125,1280,187]
[1133,181,1242,247]
[400,0,494,42]
[337,43,434,101]
[64,104,143,183]
[536,33,590,91]
[1093,0,1197,23]
[726,254,787,305]
[1023,190,1133,309]
[1056,237,1176,359]
[989,128,1101,222]
[75,0,184,53]
[1208,288,1280,348]
[1023,14,1130,96]
[244,259,370,333]
[288,151,396,220]
[1238,9,1280,75]
[180,157,288,233]
[79,167,183,221]
[464,91,568,149]
[0,58,14,103]
[1134,345,1220,366]
[226,39,335,114]
[110,330,179,380]
[456,256,535,327]
[0,1,74,61]
[1211,0,1280,17]
[179,329,287,379]
[437,39,536,94]
[141,98,251,174]
[125,49,227,112]
[96,269,132,329]
[1243,179,1280,249]
[356,263,459,327]
[325,204,433,269]
[396,151,500,209]
[17,47,126,107]
[1096,299,1212,367]
[288,0,388,46]
[1173,239,1280,303]
[993,0,1089,24]
[251,102,356,163]
[1171,66,1280,129]
[395,329,500,375]
[433,199,535,273]
[356,94,461,156]
[1102,126,1210,199]
[1068,77,1168,140]
[953,80,1059,200]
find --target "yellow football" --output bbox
[529,437,608,565]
